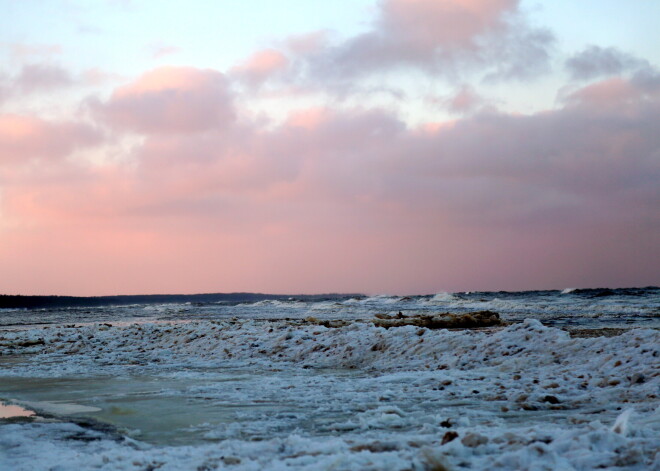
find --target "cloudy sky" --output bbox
[1,0,659,295]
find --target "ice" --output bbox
[1,317,659,469]
[611,408,633,436]
[12,400,101,415]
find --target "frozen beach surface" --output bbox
[1,318,659,470]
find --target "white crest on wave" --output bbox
[429,292,457,303]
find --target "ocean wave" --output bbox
[427,292,459,304]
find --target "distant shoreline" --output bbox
[0,293,362,310]
[1,286,657,309]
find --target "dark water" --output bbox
[1,287,659,330]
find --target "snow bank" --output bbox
[1,319,658,470]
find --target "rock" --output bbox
[17,339,45,347]
[630,373,645,384]
[373,311,506,329]
[441,431,459,445]
[542,395,560,404]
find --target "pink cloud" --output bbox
[565,78,636,106]
[0,114,101,165]
[15,63,74,92]
[93,66,235,134]
[231,49,289,87]
[284,108,333,129]
[295,0,553,83]
[381,0,517,48]
[559,72,660,116]
[44,91,659,228]
[1,67,659,294]
[284,31,330,55]
[0,64,121,103]
[562,77,660,110]
[221,0,553,94]
[439,85,493,114]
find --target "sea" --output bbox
[2,286,659,330]
[1,287,659,470]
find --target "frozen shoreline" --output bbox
[1,319,659,469]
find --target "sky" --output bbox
[0,0,659,296]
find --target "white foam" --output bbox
[428,292,458,303]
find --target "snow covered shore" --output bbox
[1,319,658,470]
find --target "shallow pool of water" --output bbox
[0,402,35,419]
[0,368,368,445]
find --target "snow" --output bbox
[1,318,659,470]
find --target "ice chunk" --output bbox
[611,408,633,435]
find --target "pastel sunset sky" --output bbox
[1,0,658,295]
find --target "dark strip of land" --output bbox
[0,293,361,309]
